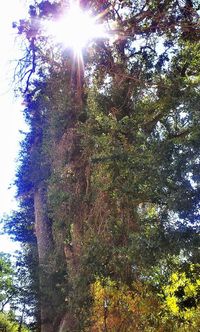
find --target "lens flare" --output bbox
[44,2,107,57]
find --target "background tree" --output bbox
[0,253,31,331]
[0,253,16,312]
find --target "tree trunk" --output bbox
[34,185,54,332]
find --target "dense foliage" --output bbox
[0,311,29,332]
[0,253,31,331]
[4,0,200,331]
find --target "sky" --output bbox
[0,0,29,254]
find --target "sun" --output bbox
[44,2,107,57]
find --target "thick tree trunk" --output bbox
[59,222,82,332]
[34,186,52,261]
[34,185,54,332]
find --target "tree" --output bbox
[0,253,16,312]
[0,311,29,332]
[0,253,31,331]
[8,0,200,331]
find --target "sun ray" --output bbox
[43,1,108,59]
[42,1,110,106]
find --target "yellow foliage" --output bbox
[89,267,200,331]
[166,296,179,314]
[90,278,162,332]
[163,264,200,322]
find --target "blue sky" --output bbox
[0,0,28,253]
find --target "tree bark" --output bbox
[34,185,54,332]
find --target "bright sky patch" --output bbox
[44,2,107,56]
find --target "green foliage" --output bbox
[0,253,33,331]
[0,253,16,312]
[0,312,29,332]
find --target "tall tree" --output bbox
[9,0,200,331]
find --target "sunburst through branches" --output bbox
[43,0,110,104]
